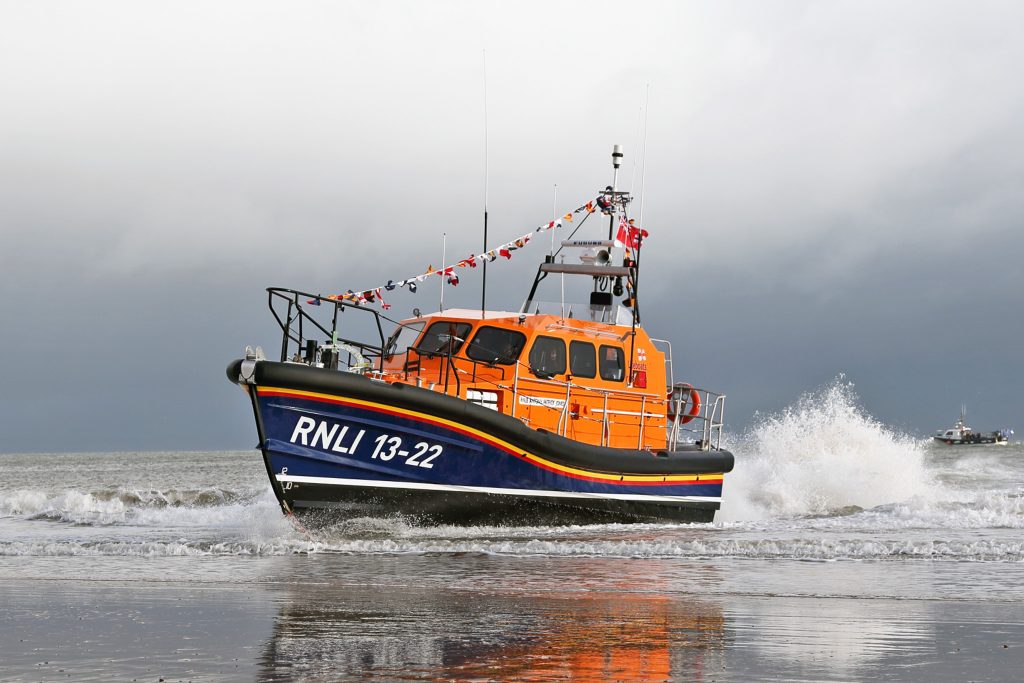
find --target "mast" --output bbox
[608,144,623,240]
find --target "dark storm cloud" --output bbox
[1,1,1022,451]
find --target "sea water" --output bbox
[2,381,1022,681]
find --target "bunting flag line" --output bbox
[310,196,640,311]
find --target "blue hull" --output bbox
[232,360,729,524]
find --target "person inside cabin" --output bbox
[444,322,460,352]
[602,346,624,381]
[529,337,566,378]
[500,339,521,364]
[531,348,560,378]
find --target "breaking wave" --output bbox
[0,486,266,525]
[719,378,938,521]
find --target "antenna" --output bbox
[551,184,557,255]
[439,232,447,313]
[638,84,650,225]
[630,98,643,196]
[481,49,489,320]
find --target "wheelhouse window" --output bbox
[569,340,597,378]
[415,321,472,357]
[599,345,625,382]
[528,336,566,377]
[466,326,527,365]
[384,321,425,360]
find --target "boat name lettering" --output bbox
[518,395,567,409]
[289,416,442,467]
[289,416,366,455]
[371,434,442,468]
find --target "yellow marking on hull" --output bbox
[258,386,724,484]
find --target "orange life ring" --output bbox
[681,387,701,424]
[669,385,702,424]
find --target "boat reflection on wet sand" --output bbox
[258,580,724,681]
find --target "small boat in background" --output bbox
[933,406,1011,445]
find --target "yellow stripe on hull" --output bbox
[258,386,723,484]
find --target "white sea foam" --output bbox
[0,485,284,547]
[2,534,1022,561]
[5,490,131,525]
[719,378,938,522]
[0,486,268,524]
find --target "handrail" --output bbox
[667,383,726,451]
[404,345,509,390]
[516,371,662,400]
[267,287,386,371]
[506,366,665,443]
[544,322,629,339]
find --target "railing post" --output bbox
[281,300,294,362]
[511,362,520,419]
[601,392,609,446]
[703,390,712,449]
[557,381,572,436]
[638,395,647,449]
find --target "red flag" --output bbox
[499,248,512,259]
[615,218,648,250]
[614,217,628,248]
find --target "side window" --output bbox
[599,345,625,382]
[569,341,596,378]
[416,321,472,356]
[528,336,566,377]
[466,326,527,365]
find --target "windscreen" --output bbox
[416,321,472,356]
[466,326,527,365]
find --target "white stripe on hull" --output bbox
[277,474,721,504]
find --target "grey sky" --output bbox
[2,1,1022,452]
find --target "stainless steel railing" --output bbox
[667,383,726,451]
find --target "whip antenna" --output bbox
[439,232,447,313]
[481,49,489,319]
[630,99,643,196]
[638,84,650,225]
[551,184,557,255]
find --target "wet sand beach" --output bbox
[2,554,1023,682]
